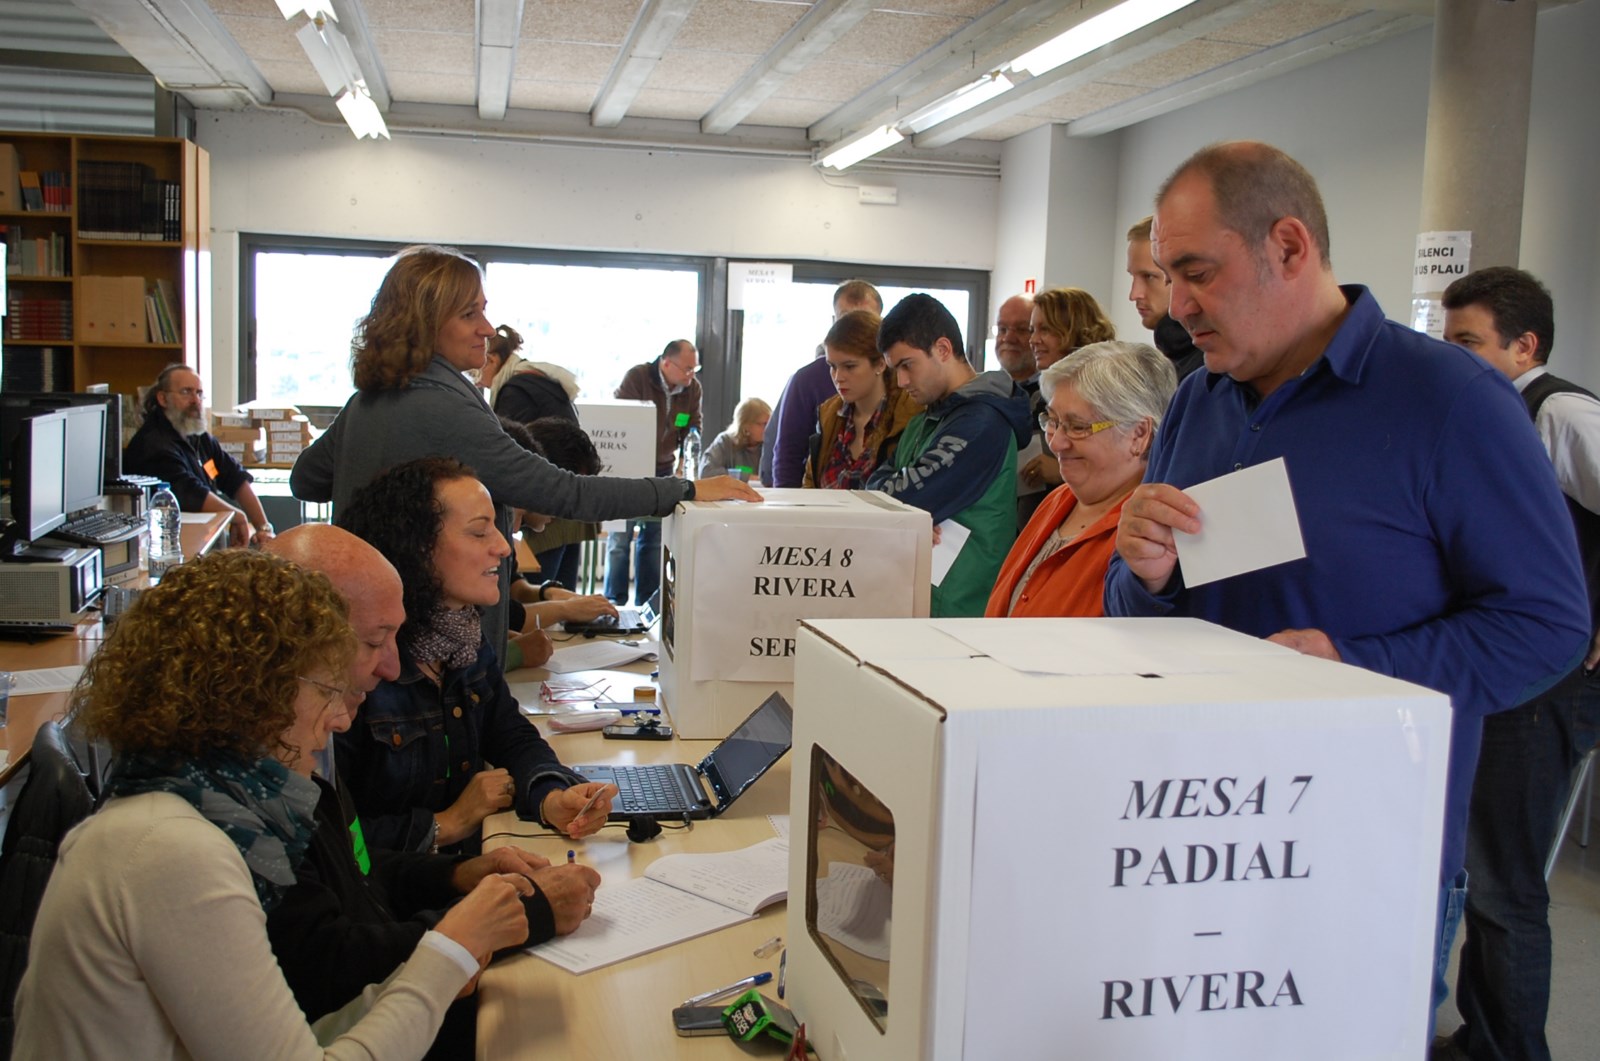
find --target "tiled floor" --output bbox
[1437,768,1600,1058]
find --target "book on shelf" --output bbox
[1,345,71,390]
[145,279,177,343]
[0,144,19,210]
[78,160,161,240]
[4,293,73,341]
[1,227,68,277]
[40,171,70,212]
[18,171,44,211]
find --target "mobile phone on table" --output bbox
[603,720,673,740]
[672,1005,726,1037]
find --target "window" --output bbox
[482,261,699,401]
[250,247,394,407]
[736,279,974,412]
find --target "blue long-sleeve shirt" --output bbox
[1104,286,1589,885]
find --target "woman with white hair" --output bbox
[985,340,1177,618]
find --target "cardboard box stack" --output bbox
[209,411,262,467]
[260,410,312,465]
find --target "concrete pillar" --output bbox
[1414,0,1537,332]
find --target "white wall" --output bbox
[196,108,1001,404]
[1107,24,1433,342]
[994,124,1052,305]
[1100,0,1600,395]
[1521,0,1600,394]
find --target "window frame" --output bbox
[238,236,988,435]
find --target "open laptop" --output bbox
[573,692,793,821]
[564,588,660,637]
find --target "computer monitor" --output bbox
[61,404,108,514]
[0,390,123,488]
[2,408,70,557]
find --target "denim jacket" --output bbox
[334,636,583,854]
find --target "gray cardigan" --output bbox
[292,357,692,650]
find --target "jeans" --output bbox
[604,519,661,606]
[1447,665,1600,1061]
[1434,870,1468,1039]
[534,543,581,591]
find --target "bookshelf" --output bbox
[1,131,210,396]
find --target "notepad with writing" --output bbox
[529,837,788,974]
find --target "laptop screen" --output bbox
[700,692,794,808]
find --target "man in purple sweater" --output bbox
[763,279,882,487]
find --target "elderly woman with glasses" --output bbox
[985,341,1177,618]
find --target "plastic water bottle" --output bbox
[147,482,183,581]
[682,427,701,480]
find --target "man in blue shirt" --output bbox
[1104,142,1588,1023]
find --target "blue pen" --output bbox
[618,706,662,716]
[681,971,772,1008]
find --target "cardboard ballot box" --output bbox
[785,617,1451,1061]
[657,489,931,738]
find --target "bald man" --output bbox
[263,525,599,1052]
[994,293,1048,527]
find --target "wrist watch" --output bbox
[537,578,563,602]
[428,817,440,854]
[684,478,697,501]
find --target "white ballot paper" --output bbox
[1176,457,1306,588]
[930,519,970,587]
[543,639,658,674]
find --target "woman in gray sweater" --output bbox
[291,245,760,649]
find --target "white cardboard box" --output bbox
[657,489,931,737]
[786,617,1451,1061]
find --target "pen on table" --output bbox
[777,949,787,1000]
[618,706,661,716]
[680,971,772,1008]
[567,849,576,864]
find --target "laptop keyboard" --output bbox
[611,765,695,813]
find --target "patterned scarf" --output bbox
[104,751,318,911]
[821,401,887,490]
[409,604,483,670]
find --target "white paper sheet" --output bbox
[930,617,1292,676]
[814,862,892,961]
[1175,457,1306,588]
[8,665,86,695]
[930,519,970,587]
[529,875,750,974]
[543,639,658,674]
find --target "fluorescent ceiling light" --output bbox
[1010,0,1198,77]
[336,88,391,140]
[297,17,388,141]
[296,20,353,96]
[902,72,1013,134]
[818,124,905,172]
[275,1,338,20]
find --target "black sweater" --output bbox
[266,777,556,1021]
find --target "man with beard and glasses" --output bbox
[123,363,275,547]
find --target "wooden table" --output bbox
[0,512,231,768]
[476,680,793,1060]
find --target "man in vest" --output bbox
[1438,266,1600,1061]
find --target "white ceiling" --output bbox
[27,0,1446,163]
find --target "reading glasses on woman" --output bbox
[1037,413,1117,440]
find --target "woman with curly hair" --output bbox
[802,309,922,489]
[13,550,534,1059]
[1020,287,1118,496]
[335,458,616,855]
[700,396,770,480]
[290,245,761,651]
